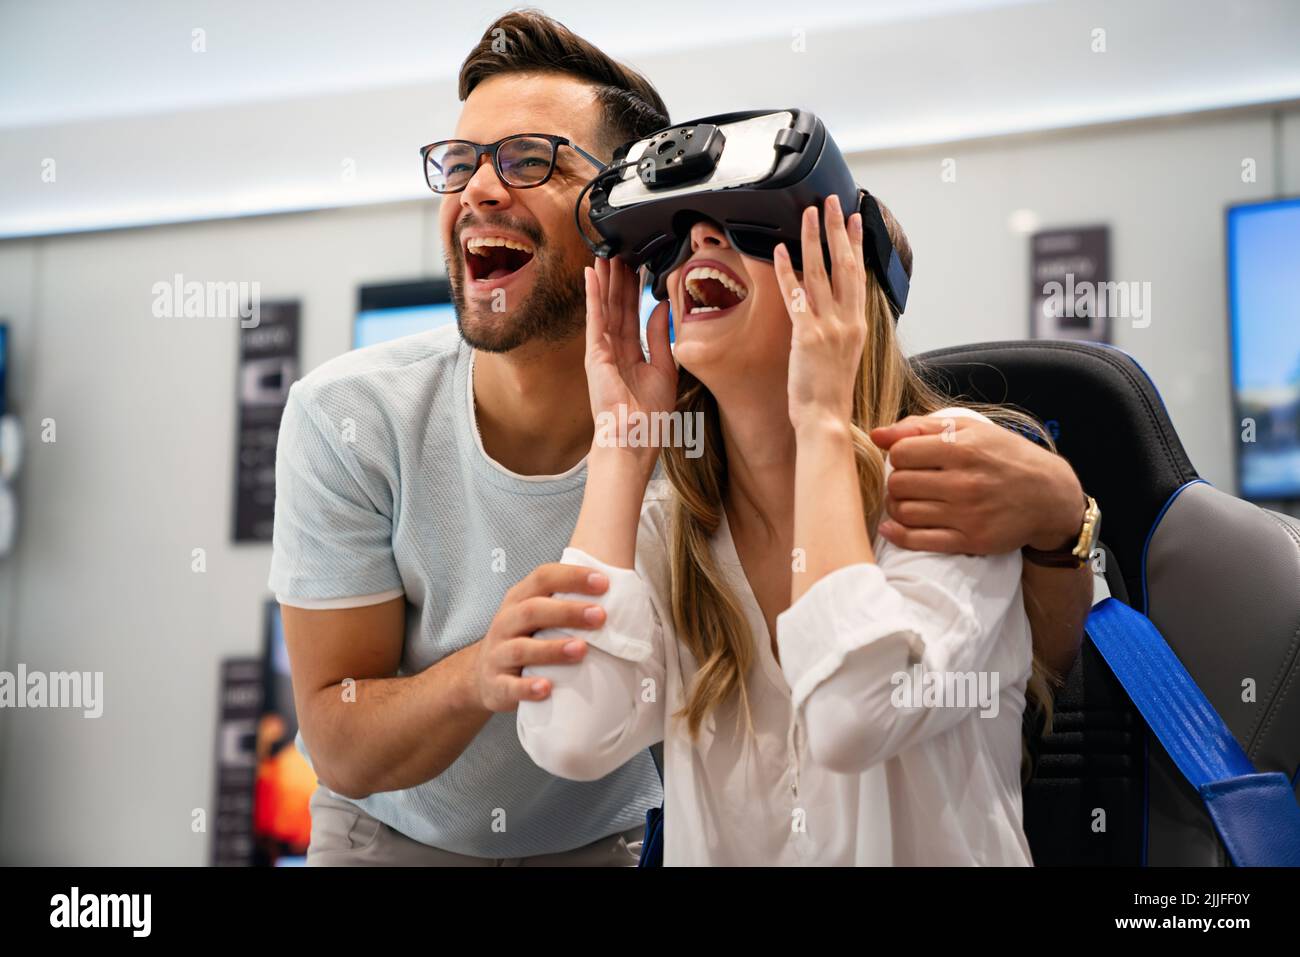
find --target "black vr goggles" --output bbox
[577,109,910,318]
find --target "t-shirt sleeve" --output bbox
[267,382,403,603]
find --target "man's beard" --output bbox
[447,217,587,354]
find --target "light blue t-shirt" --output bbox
[268,324,661,857]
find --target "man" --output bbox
[269,10,1094,866]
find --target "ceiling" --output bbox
[0,0,1037,127]
[2,0,1299,237]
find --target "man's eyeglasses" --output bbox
[419,134,605,194]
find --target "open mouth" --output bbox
[684,263,748,316]
[464,235,536,283]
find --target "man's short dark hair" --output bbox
[458,9,670,156]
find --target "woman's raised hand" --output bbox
[583,256,676,463]
[773,194,868,435]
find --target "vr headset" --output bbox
[577,109,910,318]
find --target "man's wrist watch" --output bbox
[1022,494,1101,569]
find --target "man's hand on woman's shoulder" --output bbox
[870,411,1084,556]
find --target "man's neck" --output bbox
[472,335,593,476]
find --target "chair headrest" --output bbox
[911,339,1199,603]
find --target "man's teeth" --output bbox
[465,236,535,256]
[684,266,748,308]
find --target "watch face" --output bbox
[1079,498,1101,560]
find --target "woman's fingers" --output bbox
[800,204,828,314]
[849,210,866,286]
[848,212,867,314]
[646,299,675,379]
[608,252,627,320]
[823,194,858,308]
[607,257,642,367]
[619,260,643,357]
[583,265,607,357]
[606,255,626,357]
[622,263,644,345]
[594,256,627,362]
[593,255,612,321]
[773,243,807,324]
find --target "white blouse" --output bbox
[517,423,1035,866]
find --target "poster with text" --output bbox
[210,657,262,867]
[1030,226,1111,342]
[233,301,299,542]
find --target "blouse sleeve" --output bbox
[516,545,668,782]
[775,542,1027,774]
[776,407,1030,774]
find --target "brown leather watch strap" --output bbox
[1021,543,1087,568]
[1022,495,1099,569]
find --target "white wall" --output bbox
[0,203,439,864]
[855,106,1295,491]
[5,0,1300,236]
[0,100,1296,863]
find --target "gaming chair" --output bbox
[913,339,1300,866]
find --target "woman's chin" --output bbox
[670,338,702,371]
[673,311,741,357]
[674,341,759,393]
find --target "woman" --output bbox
[516,190,1053,865]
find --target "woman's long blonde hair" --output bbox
[660,196,1058,777]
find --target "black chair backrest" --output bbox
[914,340,1197,602]
[912,339,1300,866]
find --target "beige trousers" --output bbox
[305,787,644,867]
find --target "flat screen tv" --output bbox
[1227,196,1300,501]
[354,279,668,349]
[355,279,457,349]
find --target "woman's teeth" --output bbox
[684,266,748,314]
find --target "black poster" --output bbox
[1029,226,1111,342]
[210,657,263,867]
[233,301,299,543]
